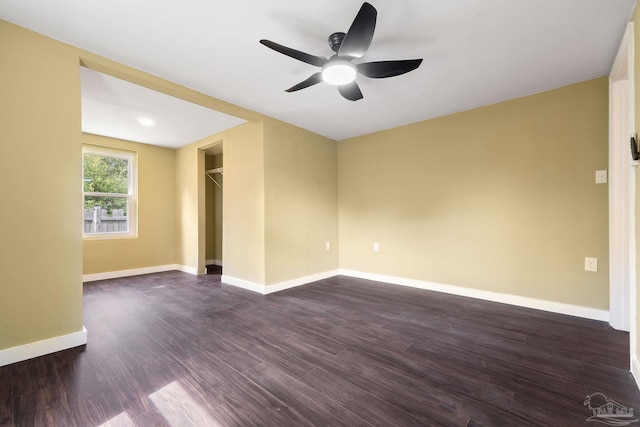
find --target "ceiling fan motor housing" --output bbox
[328,32,346,53]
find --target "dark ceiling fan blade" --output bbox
[285,72,323,92]
[338,2,377,59]
[356,59,423,78]
[338,81,364,101]
[260,39,327,67]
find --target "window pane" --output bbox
[84,196,128,234]
[83,153,129,194]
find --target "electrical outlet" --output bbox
[326,241,331,250]
[373,242,380,252]
[584,257,598,272]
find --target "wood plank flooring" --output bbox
[1,271,638,426]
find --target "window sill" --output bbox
[83,233,138,241]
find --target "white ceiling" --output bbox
[1,0,636,144]
[80,67,246,148]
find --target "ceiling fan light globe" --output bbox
[322,61,356,85]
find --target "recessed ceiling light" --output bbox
[137,117,155,127]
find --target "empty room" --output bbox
[2,1,640,426]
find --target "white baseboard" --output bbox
[338,269,610,322]
[632,356,640,390]
[83,264,179,282]
[84,264,610,322]
[222,270,339,295]
[83,264,205,283]
[221,275,266,294]
[223,267,609,321]
[176,264,200,275]
[264,270,340,294]
[206,259,222,266]
[0,326,87,367]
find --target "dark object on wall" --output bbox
[631,135,640,161]
[259,2,423,101]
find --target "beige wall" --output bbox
[82,134,176,275]
[178,119,339,287]
[263,121,339,285]
[175,143,201,272]
[222,123,266,283]
[176,122,266,281]
[0,21,84,348]
[205,154,223,263]
[338,78,609,309]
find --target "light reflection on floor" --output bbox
[97,381,222,427]
[149,381,222,426]
[97,411,135,427]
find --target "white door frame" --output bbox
[609,23,635,338]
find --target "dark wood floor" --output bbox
[1,272,638,426]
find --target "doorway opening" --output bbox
[608,22,636,378]
[204,142,224,275]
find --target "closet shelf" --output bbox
[205,167,223,188]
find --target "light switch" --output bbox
[595,170,607,184]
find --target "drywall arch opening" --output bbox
[78,57,253,277]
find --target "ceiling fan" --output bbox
[259,2,423,101]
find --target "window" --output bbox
[83,146,137,238]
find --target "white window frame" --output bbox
[82,145,137,239]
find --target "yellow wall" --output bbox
[222,123,267,283]
[175,143,201,272]
[82,134,176,275]
[177,119,339,287]
[263,121,339,285]
[176,122,266,281]
[338,78,609,309]
[0,21,84,348]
